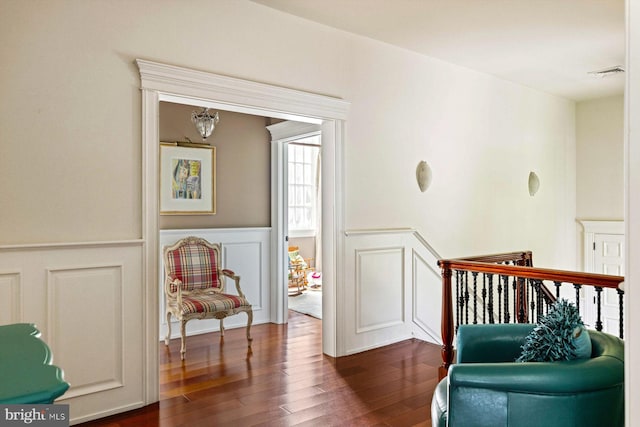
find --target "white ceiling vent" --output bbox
[588,66,625,78]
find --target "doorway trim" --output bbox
[137,59,349,403]
[267,121,322,325]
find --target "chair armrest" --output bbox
[165,276,186,307]
[222,269,236,278]
[449,357,624,394]
[222,269,246,298]
[457,323,535,363]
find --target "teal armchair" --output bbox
[431,323,624,427]
[0,324,69,404]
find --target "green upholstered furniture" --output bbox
[431,323,624,427]
[0,323,69,404]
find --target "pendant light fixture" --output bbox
[191,108,220,141]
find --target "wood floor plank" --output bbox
[79,310,439,426]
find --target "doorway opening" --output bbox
[139,58,349,403]
[286,134,323,321]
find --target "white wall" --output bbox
[576,95,624,220]
[0,0,576,269]
[0,0,586,421]
[342,36,576,269]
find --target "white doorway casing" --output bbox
[137,59,349,404]
[267,120,322,325]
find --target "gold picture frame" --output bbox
[160,143,216,215]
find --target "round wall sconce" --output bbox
[416,160,433,192]
[528,171,540,196]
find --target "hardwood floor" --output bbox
[80,311,441,426]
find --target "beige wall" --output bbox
[158,102,271,229]
[576,95,624,220]
[289,236,316,268]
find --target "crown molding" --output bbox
[136,59,349,122]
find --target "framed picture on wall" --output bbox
[160,143,216,215]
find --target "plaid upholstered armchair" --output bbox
[163,236,253,360]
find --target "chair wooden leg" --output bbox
[180,320,187,360]
[246,310,253,346]
[165,311,172,346]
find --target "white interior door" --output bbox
[581,221,625,336]
[591,233,625,334]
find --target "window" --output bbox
[288,135,320,237]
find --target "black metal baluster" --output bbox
[554,281,562,298]
[482,274,487,324]
[595,286,603,332]
[455,270,460,332]
[464,271,470,325]
[503,274,510,324]
[529,279,535,323]
[574,283,582,312]
[512,276,517,323]
[488,274,495,324]
[472,272,478,324]
[538,280,545,321]
[618,288,624,339]
[497,276,503,324]
[530,280,536,322]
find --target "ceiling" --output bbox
[252,0,625,101]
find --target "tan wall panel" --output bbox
[159,103,271,229]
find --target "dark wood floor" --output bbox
[80,311,441,426]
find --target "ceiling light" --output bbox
[191,108,219,141]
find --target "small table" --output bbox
[0,323,69,404]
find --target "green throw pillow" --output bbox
[517,299,591,362]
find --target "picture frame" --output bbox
[160,143,216,215]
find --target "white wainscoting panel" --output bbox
[355,247,405,332]
[47,265,124,399]
[159,228,271,341]
[344,229,442,355]
[224,241,265,311]
[412,248,443,344]
[0,271,21,324]
[0,241,144,425]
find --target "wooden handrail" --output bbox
[437,251,625,379]
[438,259,624,289]
[455,250,533,265]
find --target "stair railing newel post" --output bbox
[439,260,454,380]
